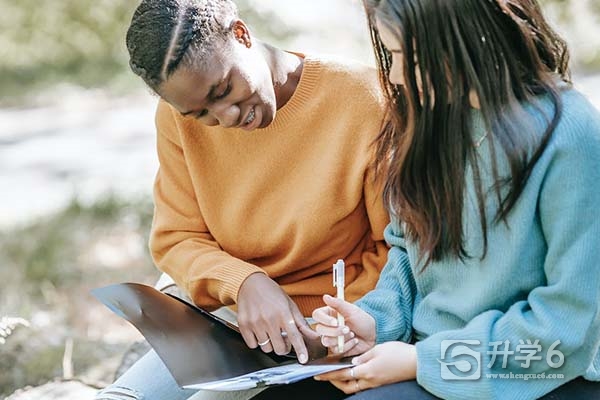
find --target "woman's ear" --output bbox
[232,20,252,48]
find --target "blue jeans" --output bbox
[95,350,266,400]
[95,349,198,400]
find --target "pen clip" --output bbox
[333,259,344,288]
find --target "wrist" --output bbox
[366,312,377,346]
[407,344,417,379]
[237,271,270,298]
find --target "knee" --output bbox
[95,385,144,400]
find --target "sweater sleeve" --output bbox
[149,102,265,309]
[415,117,600,399]
[355,219,417,344]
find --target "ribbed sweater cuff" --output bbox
[212,261,266,304]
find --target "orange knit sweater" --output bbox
[149,55,390,316]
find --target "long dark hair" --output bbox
[364,0,570,267]
[125,0,237,91]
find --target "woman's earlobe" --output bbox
[233,22,252,48]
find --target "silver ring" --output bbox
[258,338,271,346]
[350,367,356,379]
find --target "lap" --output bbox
[249,378,346,400]
[538,377,600,399]
[344,377,600,400]
[345,380,440,400]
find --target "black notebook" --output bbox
[92,283,351,391]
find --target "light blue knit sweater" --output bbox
[355,88,600,400]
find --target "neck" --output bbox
[258,41,304,110]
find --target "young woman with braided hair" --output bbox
[95,0,390,399]
[303,0,600,399]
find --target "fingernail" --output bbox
[354,338,359,345]
[330,318,338,326]
[299,353,308,363]
[342,326,350,334]
[350,331,355,338]
[314,376,321,381]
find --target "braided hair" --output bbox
[126,0,238,90]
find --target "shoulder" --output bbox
[559,88,600,130]
[155,99,206,144]
[550,88,600,152]
[155,99,178,134]
[528,88,600,185]
[306,54,385,105]
[524,87,600,156]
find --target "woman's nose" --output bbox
[211,103,240,128]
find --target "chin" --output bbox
[260,108,275,128]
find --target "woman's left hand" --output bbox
[315,341,417,394]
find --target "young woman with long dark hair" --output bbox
[309,0,600,399]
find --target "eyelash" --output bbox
[193,83,232,119]
[215,83,232,100]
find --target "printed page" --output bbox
[185,360,352,391]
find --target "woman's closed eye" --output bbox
[192,83,232,119]
[214,82,232,100]
[194,109,208,119]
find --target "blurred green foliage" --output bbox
[0,0,297,105]
[0,195,157,396]
[0,195,155,314]
[0,0,138,103]
[0,0,597,105]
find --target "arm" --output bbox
[149,101,265,307]
[355,220,417,344]
[415,125,600,399]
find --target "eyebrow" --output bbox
[179,79,224,116]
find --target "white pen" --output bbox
[332,259,345,353]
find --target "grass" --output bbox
[0,195,159,397]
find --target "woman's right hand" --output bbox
[237,272,318,364]
[312,294,376,356]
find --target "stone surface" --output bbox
[6,380,99,400]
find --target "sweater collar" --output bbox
[259,54,322,132]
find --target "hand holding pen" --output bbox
[312,261,377,356]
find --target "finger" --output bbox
[338,337,359,354]
[352,347,375,365]
[312,306,337,326]
[256,333,274,353]
[315,323,349,341]
[269,323,291,356]
[314,366,353,382]
[322,294,360,320]
[296,317,320,342]
[239,324,259,349]
[285,315,309,363]
[313,305,340,328]
[320,330,355,349]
